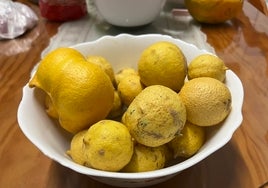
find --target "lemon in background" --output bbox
[185,0,243,24]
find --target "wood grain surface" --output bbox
[0,1,268,188]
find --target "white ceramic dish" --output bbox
[93,0,167,27]
[17,34,244,187]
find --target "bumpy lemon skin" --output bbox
[179,77,232,126]
[83,120,134,172]
[122,144,166,172]
[185,0,243,24]
[168,122,205,158]
[188,54,228,82]
[67,130,87,165]
[115,68,139,86]
[124,85,186,147]
[117,74,145,106]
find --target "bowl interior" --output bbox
[17,34,244,187]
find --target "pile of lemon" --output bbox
[29,41,231,172]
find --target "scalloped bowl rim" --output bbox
[17,34,244,181]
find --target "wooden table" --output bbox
[1,1,268,187]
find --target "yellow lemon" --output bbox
[83,120,134,172]
[29,47,114,134]
[66,130,87,165]
[45,94,58,119]
[30,47,85,92]
[107,90,124,119]
[86,55,116,85]
[124,85,186,147]
[185,0,243,24]
[117,74,145,106]
[115,68,139,86]
[179,77,232,126]
[122,144,166,172]
[188,54,228,82]
[138,41,187,92]
[168,122,205,158]
[160,144,174,166]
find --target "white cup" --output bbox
[93,0,167,27]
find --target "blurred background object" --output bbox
[93,0,167,27]
[184,0,243,24]
[247,0,268,15]
[39,0,88,21]
[0,0,38,39]
[29,0,38,4]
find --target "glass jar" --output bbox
[39,0,87,21]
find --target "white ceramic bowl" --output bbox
[17,34,244,187]
[93,0,167,27]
